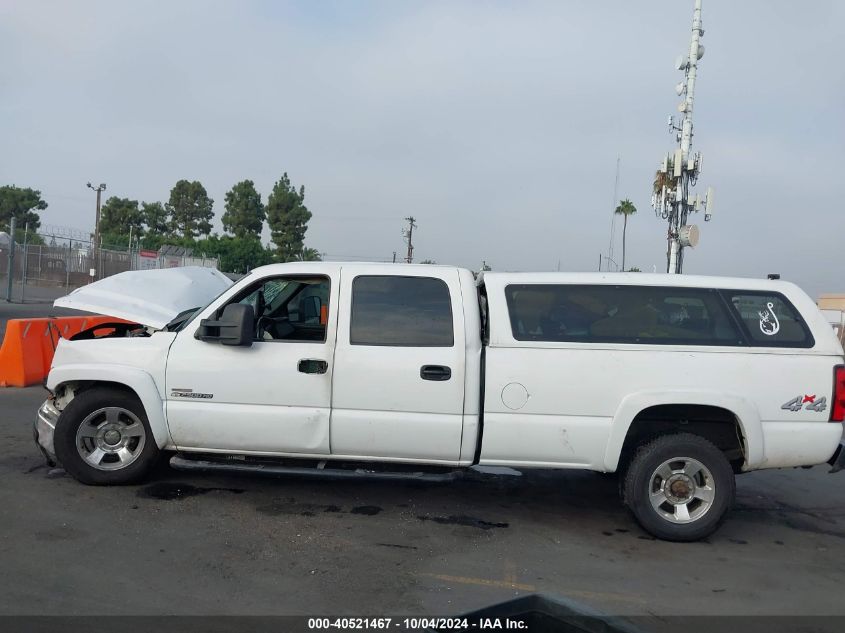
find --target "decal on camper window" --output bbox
[758,302,780,336]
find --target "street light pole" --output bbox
[5,216,15,302]
[87,182,106,279]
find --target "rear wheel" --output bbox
[54,387,159,485]
[622,433,735,541]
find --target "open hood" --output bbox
[54,266,234,329]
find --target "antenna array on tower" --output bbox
[651,0,715,274]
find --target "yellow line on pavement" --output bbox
[419,573,536,592]
[418,574,648,606]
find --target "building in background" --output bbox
[818,294,845,345]
[135,244,216,271]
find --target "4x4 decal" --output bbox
[781,394,827,412]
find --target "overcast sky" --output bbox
[1,0,842,297]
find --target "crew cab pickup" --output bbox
[34,263,845,541]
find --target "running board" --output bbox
[169,455,464,482]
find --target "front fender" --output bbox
[47,364,173,449]
[603,390,764,472]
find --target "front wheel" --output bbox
[622,433,735,541]
[54,387,160,485]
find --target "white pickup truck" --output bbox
[34,263,845,541]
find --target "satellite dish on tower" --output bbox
[675,82,686,96]
[675,55,687,70]
[679,224,700,248]
[697,45,705,60]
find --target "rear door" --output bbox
[330,267,466,463]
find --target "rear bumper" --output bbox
[829,442,845,474]
[758,422,843,470]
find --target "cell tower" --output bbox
[652,0,714,274]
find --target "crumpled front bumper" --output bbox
[34,398,60,466]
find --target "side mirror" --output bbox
[196,303,255,346]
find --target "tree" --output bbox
[13,228,44,245]
[0,185,47,231]
[98,232,133,249]
[166,180,214,238]
[296,247,322,262]
[222,180,265,238]
[141,201,169,236]
[614,198,637,271]
[266,173,311,262]
[419,259,437,264]
[653,160,675,197]
[99,196,144,239]
[139,232,195,252]
[201,234,272,273]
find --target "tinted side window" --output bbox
[724,292,813,348]
[505,284,742,345]
[351,276,454,347]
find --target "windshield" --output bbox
[165,273,250,332]
[164,307,202,332]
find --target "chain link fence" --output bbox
[1,234,218,303]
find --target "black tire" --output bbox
[54,386,160,485]
[622,433,735,542]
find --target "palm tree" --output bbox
[653,169,673,197]
[297,247,322,261]
[614,199,637,271]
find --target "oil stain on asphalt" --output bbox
[417,515,509,530]
[138,482,245,500]
[256,501,343,516]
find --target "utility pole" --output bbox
[607,156,620,267]
[652,0,714,274]
[402,216,417,263]
[128,225,134,271]
[87,182,106,278]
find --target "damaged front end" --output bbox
[33,384,79,467]
[70,321,148,341]
[34,396,60,466]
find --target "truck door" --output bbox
[165,270,338,454]
[330,268,466,463]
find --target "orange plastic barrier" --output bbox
[0,316,128,388]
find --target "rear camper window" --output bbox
[504,284,743,346]
[725,292,814,348]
